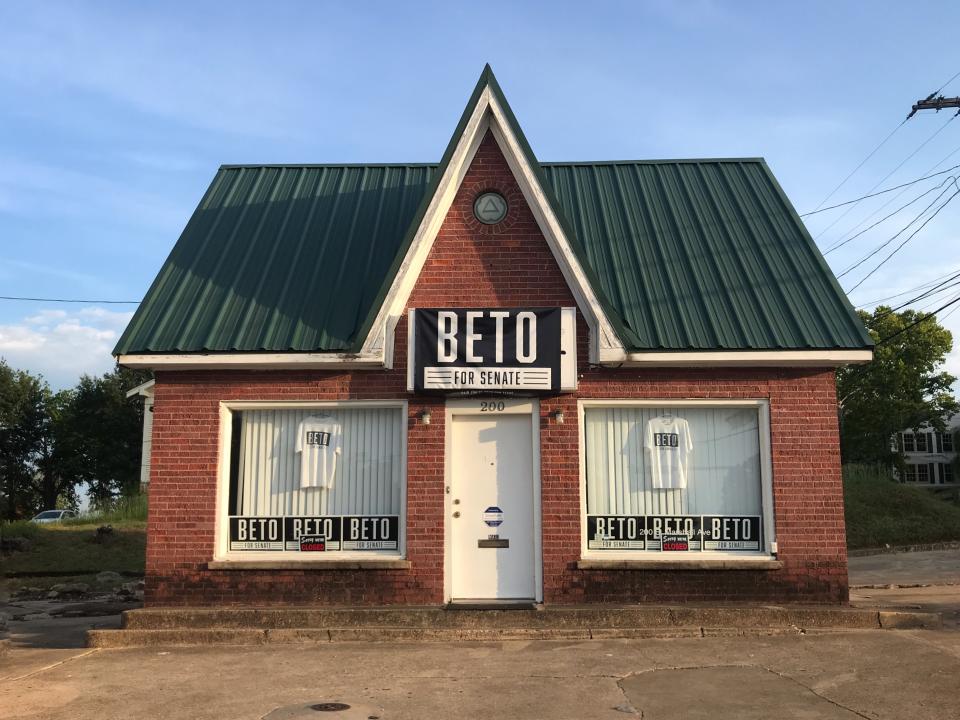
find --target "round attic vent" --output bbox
[473,191,508,224]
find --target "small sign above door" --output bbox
[408,307,577,393]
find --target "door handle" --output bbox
[453,511,461,518]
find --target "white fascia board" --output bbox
[358,93,490,359]
[357,86,624,365]
[116,353,384,371]
[125,379,156,398]
[485,98,624,365]
[600,349,873,367]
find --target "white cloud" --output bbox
[0,306,133,389]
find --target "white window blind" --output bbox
[584,406,762,517]
[235,407,403,517]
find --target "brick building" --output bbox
[115,66,872,607]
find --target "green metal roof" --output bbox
[114,67,871,357]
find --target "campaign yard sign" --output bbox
[229,515,399,552]
[586,514,762,553]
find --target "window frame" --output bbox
[942,432,954,452]
[903,433,916,452]
[942,463,955,484]
[915,432,929,452]
[577,399,777,562]
[214,400,408,564]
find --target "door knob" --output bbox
[453,511,461,518]
[453,499,460,505]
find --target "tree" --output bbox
[50,367,152,507]
[0,360,151,519]
[837,307,958,466]
[0,361,52,519]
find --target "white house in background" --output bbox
[895,414,959,485]
[126,379,155,492]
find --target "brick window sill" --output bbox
[207,559,412,571]
[576,558,783,571]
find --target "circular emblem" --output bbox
[473,192,508,224]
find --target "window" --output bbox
[218,402,406,559]
[942,464,955,484]
[581,401,772,557]
[942,433,954,452]
[916,464,930,483]
[915,433,929,452]
[902,433,916,452]
[904,465,917,482]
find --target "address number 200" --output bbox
[480,401,506,412]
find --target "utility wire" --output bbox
[935,69,960,94]
[810,120,908,213]
[825,140,960,250]
[837,181,958,279]
[875,293,960,346]
[844,185,960,293]
[802,163,960,217]
[814,114,957,240]
[855,266,960,307]
[823,176,954,255]
[0,295,140,304]
[872,273,960,318]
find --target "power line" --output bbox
[0,295,140,304]
[802,163,960,217]
[935,69,960,94]
[876,293,960,346]
[822,175,954,255]
[844,185,960,293]
[814,114,957,240]
[825,140,960,249]
[836,181,958,279]
[855,266,960,307]
[809,119,908,213]
[872,272,960,318]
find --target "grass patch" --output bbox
[1,524,145,575]
[844,464,960,550]
[0,519,41,540]
[67,493,148,527]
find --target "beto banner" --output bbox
[409,307,576,392]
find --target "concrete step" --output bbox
[85,605,941,647]
[88,625,817,647]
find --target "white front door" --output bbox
[448,400,539,602]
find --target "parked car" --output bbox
[30,509,76,524]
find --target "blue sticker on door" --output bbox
[483,506,504,527]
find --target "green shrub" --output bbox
[67,493,148,526]
[844,463,960,549]
[0,519,41,540]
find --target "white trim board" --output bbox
[604,349,873,367]
[358,86,625,366]
[117,353,383,370]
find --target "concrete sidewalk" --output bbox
[1,631,959,719]
[849,548,960,587]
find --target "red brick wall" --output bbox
[144,133,848,606]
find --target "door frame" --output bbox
[443,398,543,603]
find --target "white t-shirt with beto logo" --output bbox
[643,416,693,489]
[295,416,343,489]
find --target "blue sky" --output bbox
[1,1,959,388]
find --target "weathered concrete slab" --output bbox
[620,665,861,719]
[2,632,959,720]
